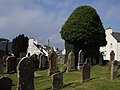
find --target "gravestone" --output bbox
[0,76,12,90]
[99,53,104,66]
[109,50,115,71]
[77,50,84,70]
[52,72,63,90]
[67,51,76,72]
[39,54,48,70]
[19,52,26,59]
[6,56,17,73]
[48,48,59,76]
[0,58,4,74]
[30,54,39,70]
[38,54,42,69]
[111,60,118,80]
[81,58,91,83]
[16,57,34,90]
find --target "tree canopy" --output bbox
[60,5,107,64]
[12,34,28,57]
[61,5,106,46]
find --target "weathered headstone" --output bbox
[52,72,63,90]
[38,54,42,69]
[111,60,118,80]
[81,58,91,83]
[39,54,48,70]
[0,76,12,90]
[0,58,4,74]
[30,54,39,70]
[16,57,34,90]
[48,48,59,76]
[67,51,76,72]
[19,52,26,59]
[109,50,115,71]
[99,53,104,66]
[6,56,17,73]
[77,50,84,70]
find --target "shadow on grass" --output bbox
[90,77,100,80]
[63,82,74,88]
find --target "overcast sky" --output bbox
[0,0,120,50]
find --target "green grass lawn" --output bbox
[1,65,120,90]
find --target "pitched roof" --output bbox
[112,32,120,42]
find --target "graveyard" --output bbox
[0,49,120,90]
[1,64,120,90]
[0,3,120,90]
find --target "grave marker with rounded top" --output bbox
[16,57,34,90]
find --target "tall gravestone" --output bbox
[30,54,39,70]
[0,76,12,90]
[67,51,76,72]
[16,57,34,90]
[48,48,59,76]
[77,50,84,70]
[38,54,42,69]
[109,50,115,71]
[99,53,104,66]
[111,60,118,80]
[39,54,48,70]
[0,58,4,74]
[81,58,91,83]
[6,56,17,73]
[52,72,63,90]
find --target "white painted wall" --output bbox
[100,28,119,61]
[26,38,48,57]
[117,43,120,61]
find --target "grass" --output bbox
[1,65,120,90]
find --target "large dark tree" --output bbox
[12,34,28,57]
[60,5,107,65]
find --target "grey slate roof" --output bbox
[112,32,120,42]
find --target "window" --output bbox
[110,43,112,48]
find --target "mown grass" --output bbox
[1,65,120,90]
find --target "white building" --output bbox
[26,38,48,57]
[100,27,120,61]
[62,49,66,55]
